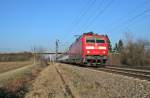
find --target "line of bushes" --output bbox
[0,53,33,62]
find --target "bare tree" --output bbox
[120,33,150,66]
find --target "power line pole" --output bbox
[33,47,36,64]
[55,39,59,61]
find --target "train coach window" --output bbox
[86,38,95,43]
[96,39,105,43]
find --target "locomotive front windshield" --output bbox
[96,38,105,43]
[86,37,105,44]
[86,38,95,43]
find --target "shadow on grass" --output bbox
[0,87,27,98]
[0,79,29,98]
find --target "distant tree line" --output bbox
[104,34,124,53]
[113,39,124,53]
[0,52,33,62]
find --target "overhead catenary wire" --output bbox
[107,0,150,32]
[69,0,91,28]
[127,14,150,27]
[128,9,150,22]
[68,0,150,39]
[111,8,150,32]
[69,0,97,33]
[76,0,106,33]
[78,0,150,34]
[79,0,114,33]
[108,0,150,29]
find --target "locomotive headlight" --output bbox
[103,51,106,53]
[86,46,94,49]
[98,46,106,50]
[87,51,90,53]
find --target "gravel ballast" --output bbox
[25,63,150,98]
[59,63,150,98]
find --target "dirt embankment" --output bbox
[26,63,150,98]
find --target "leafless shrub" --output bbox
[31,46,48,67]
[120,33,150,66]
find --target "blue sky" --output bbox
[0,0,150,52]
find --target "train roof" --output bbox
[74,32,107,41]
[83,32,96,35]
[83,32,106,37]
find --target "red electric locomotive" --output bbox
[68,32,109,66]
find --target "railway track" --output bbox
[92,66,150,81]
[55,64,75,98]
[61,63,150,81]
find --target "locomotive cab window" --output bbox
[86,38,95,43]
[96,38,105,43]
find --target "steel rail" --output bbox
[92,66,150,81]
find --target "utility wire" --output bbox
[108,0,150,31]
[128,14,150,26]
[69,0,91,27]
[79,0,114,32]
[69,0,97,33]
[74,0,97,26]
[68,0,91,33]
[76,0,106,32]
[112,8,150,32]
[128,9,150,22]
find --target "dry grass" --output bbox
[0,60,33,74]
[25,63,67,98]
[0,64,35,86]
[108,53,121,66]
[0,53,48,98]
[0,63,45,98]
